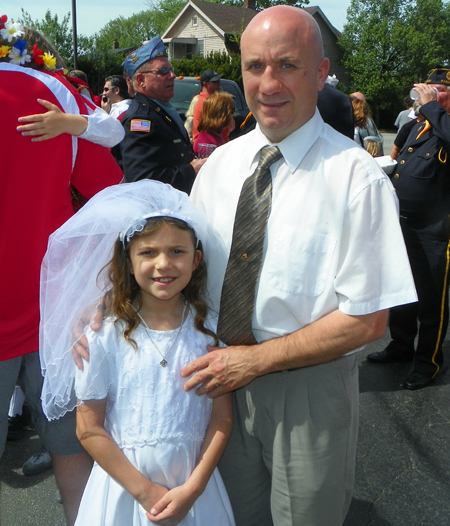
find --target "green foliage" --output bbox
[95,11,157,52]
[340,0,450,125]
[145,0,188,34]
[173,52,243,90]
[19,8,75,66]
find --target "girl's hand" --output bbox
[145,484,197,525]
[17,99,88,141]
[138,483,170,520]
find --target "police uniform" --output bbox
[119,36,196,194]
[120,94,195,193]
[386,68,450,384]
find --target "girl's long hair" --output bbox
[100,217,218,349]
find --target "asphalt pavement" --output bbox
[3,134,450,526]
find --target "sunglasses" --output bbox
[139,67,175,77]
[102,87,115,92]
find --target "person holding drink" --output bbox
[368,66,450,390]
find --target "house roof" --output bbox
[163,0,258,38]
[163,2,341,40]
[191,0,258,33]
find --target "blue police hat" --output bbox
[122,37,168,78]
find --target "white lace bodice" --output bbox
[75,311,214,449]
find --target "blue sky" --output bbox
[8,1,352,37]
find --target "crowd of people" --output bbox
[1,5,449,526]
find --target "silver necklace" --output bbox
[136,300,188,367]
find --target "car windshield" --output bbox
[171,80,201,112]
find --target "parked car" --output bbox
[172,76,249,139]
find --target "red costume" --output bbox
[0,63,123,361]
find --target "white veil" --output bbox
[39,180,207,420]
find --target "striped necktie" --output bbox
[217,145,282,346]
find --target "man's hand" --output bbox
[17,99,88,141]
[190,158,207,174]
[72,299,106,370]
[181,345,259,398]
[412,83,439,105]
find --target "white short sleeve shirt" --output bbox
[191,110,417,345]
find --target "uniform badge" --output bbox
[130,120,151,132]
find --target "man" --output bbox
[120,37,205,193]
[368,67,450,390]
[192,69,223,142]
[101,75,132,119]
[181,7,417,526]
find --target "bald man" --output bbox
[184,7,417,526]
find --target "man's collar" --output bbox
[247,109,324,173]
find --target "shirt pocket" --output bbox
[267,227,336,297]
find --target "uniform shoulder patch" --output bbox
[130,119,151,132]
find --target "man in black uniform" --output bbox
[120,37,205,193]
[368,67,450,390]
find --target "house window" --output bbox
[197,39,204,57]
[192,16,198,26]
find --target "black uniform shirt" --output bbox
[120,92,196,194]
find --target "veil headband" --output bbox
[40,180,207,420]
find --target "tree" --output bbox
[19,8,95,70]
[95,11,159,52]
[145,0,187,34]
[19,8,74,64]
[340,0,450,125]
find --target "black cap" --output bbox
[200,69,222,83]
[425,66,450,86]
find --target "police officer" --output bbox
[120,37,205,193]
[368,67,450,390]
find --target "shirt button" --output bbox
[426,152,430,157]
[408,147,413,153]
[400,160,406,165]
[394,174,400,178]
[181,153,184,157]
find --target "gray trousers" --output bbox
[219,354,359,526]
[0,351,83,458]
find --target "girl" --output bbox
[350,94,384,156]
[193,92,235,157]
[39,180,235,526]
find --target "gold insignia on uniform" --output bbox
[173,139,181,143]
[156,52,164,57]
[446,71,450,81]
[130,53,138,64]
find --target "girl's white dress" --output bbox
[74,311,235,526]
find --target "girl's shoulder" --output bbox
[85,316,121,345]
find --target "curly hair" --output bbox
[198,91,235,135]
[100,216,218,350]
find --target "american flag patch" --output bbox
[130,119,151,132]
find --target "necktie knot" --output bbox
[258,145,283,171]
